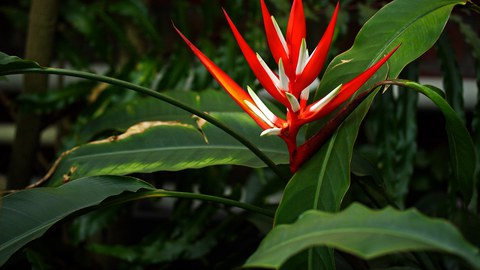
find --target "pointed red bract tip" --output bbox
[306,44,400,121]
[260,0,290,73]
[286,0,306,69]
[174,25,272,130]
[294,2,339,96]
[223,9,288,107]
[332,44,400,108]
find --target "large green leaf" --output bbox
[0,175,271,267]
[49,113,288,186]
[75,89,284,143]
[274,0,466,268]
[0,176,152,266]
[247,203,480,269]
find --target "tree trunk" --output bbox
[7,0,59,189]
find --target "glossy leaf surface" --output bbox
[75,89,283,143]
[49,114,288,186]
[247,203,480,269]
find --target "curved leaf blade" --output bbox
[76,90,250,143]
[316,0,466,98]
[0,52,41,73]
[247,203,480,269]
[0,176,153,266]
[49,115,288,186]
[436,32,465,120]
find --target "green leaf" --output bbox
[0,51,41,73]
[275,0,467,268]
[317,0,466,98]
[75,90,247,143]
[389,80,476,203]
[0,175,270,266]
[363,64,419,207]
[247,203,480,269]
[0,176,153,266]
[0,51,286,179]
[49,115,288,186]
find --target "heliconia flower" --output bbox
[175,0,399,172]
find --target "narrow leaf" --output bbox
[386,80,476,203]
[363,64,419,207]
[436,32,465,121]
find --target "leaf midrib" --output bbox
[251,227,464,264]
[67,145,288,162]
[369,1,458,67]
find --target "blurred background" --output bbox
[0,0,478,269]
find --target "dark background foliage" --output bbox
[0,0,479,269]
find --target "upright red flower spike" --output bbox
[286,0,306,70]
[176,1,398,173]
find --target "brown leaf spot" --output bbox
[91,121,188,144]
[62,165,78,183]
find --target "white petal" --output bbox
[271,16,288,55]
[260,127,282,137]
[278,58,289,91]
[309,84,342,113]
[296,39,309,75]
[304,45,317,68]
[247,86,279,125]
[286,92,301,113]
[245,100,275,128]
[300,88,310,102]
[256,53,279,86]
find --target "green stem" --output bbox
[0,67,288,181]
[107,189,275,217]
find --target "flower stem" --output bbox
[291,88,378,172]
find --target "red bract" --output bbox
[176,0,398,173]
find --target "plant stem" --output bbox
[0,67,288,181]
[107,189,275,218]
